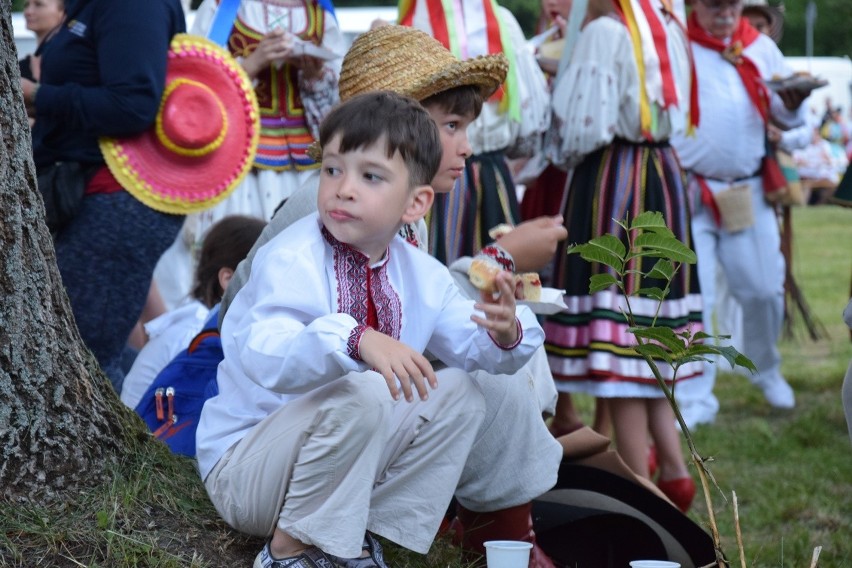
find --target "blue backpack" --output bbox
[135,306,223,457]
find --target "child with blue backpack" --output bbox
[127,215,265,455]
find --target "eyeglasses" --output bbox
[696,0,743,12]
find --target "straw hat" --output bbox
[338,25,508,103]
[99,34,259,215]
[742,0,785,44]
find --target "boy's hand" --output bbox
[496,215,567,272]
[358,329,437,402]
[471,271,520,346]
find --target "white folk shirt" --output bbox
[196,214,543,479]
[466,8,550,156]
[548,14,692,169]
[672,33,805,180]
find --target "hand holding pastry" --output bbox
[468,259,541,301]
[471,271,520,346]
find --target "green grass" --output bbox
[0,440,262,567]
[1,206,850,567]
[692,205,852,568]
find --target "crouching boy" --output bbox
[196,91,544,568]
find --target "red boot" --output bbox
[451,502,556,568]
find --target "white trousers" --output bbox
[458,347,563,512]
[204,369,485,558]
[677,177,786,407]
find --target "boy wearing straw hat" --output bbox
[219,25,566,568]
[197,90,544,567]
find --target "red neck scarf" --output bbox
[687,14,769,123]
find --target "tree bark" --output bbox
[0,3,142,503]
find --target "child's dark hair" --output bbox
[420,85,483,119]
[319,91,442,187]
[192,215,266,308]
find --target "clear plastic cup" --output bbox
[483,540,533,568]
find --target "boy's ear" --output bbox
[402,184,434,224]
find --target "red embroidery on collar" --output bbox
[323,227,402,359]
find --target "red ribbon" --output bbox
[687,14,768,123]
[695,175,722,227]
[637,0,678,109]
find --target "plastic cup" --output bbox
[629,561,681,568]
[483,540,533,568]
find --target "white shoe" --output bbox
[677,399,718,431]
[755,374,795,409]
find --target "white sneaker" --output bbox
[756,374,795,409]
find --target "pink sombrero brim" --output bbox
[100,34,259,215]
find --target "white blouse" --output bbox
[467,7,550,156]
[192,0,345,72]
[547,13,691,168]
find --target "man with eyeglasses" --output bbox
[670,0,808,428]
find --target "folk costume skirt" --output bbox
[544,139,703,398]
[428,150,520,266]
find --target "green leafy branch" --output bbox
[568,211,757,568]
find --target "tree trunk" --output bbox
[0,3,143,503]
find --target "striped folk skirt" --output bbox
[428,150,520,266]
[544,139,703,398]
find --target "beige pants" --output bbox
[204,368,485,557]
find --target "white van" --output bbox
[11,7,398,59]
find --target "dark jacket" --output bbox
[31,0,185,169]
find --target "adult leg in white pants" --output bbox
[677,206,722,429]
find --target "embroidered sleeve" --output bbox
[300,66,339,141]
[478,244,515,273]
[489,318,523,350]
[347,324,368,361]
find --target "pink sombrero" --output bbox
[100,34,259,215]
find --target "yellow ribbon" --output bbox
[618,0,653,139]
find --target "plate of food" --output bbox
[467,259,567,315]
[519,286,568,315]
[764,72,828,93]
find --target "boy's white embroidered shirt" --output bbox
[196,214,543,479]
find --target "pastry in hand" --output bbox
[468,258,502,293]
[515,273,542,302]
